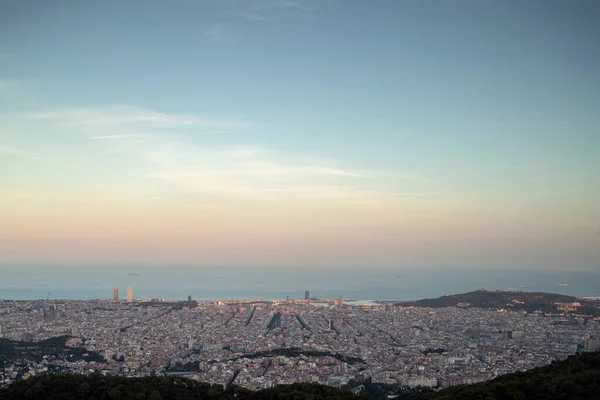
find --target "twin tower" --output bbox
[113,287,133,302]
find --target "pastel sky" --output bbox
[1,0,599,269]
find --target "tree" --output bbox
[148,390,163,400]
[77,382,91,398]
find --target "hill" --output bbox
[394,290,600,316]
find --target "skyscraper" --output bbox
[127,287,133,302]
[113,288,119,301]
[305,290,310,300]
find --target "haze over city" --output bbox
[1,0,599,270]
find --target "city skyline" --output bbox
[1,1,599,269]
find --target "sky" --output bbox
[1,0,599,269]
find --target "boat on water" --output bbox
[521,285,531,288]
[129,272,140,276]
[557,283,568,287]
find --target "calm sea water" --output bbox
[0,266,598,302]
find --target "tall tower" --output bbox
[304,290,310,300]
[113,288,119,301]
[127,287,133,302]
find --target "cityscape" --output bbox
[1,0,599,398]
[2,288,599,392]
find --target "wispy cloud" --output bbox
[216,0,320,24]
[28,106,252,132]
[0,146,25,155]
[148,164,365,180]
[253,0,314,13]
[243,13,274,22]
[204,23,229,42]
[9,104,429,207]
[91,134,151,140]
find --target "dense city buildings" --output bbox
[1,295,599,390]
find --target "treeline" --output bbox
[0,375,368,400]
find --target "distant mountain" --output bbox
[394,290,600,316]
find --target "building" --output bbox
[584,339,600,351]
[113,288,119,302]
[43,305,57,322]
[127,287,133,302]
[188,295,192,302]
[305,290,310,300]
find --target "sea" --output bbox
[0,265,600,301]
[0,266,599,302]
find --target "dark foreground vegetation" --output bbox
[393,351,600,400]
[2,351,599,399]
[0,376,364,400]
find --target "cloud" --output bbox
[243,13,273,22]
[222,145,268,158]
[253,0,314,12]
[28,105,252,132]
[91,134,151,140]
[148,164,365,180]
[263,185,374,199]
[31,106,193,129]
[204,23,229,42]
[215,0,319,23]
[0,146,25,155]
[9,104,428,207]
[388,192,465,197]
